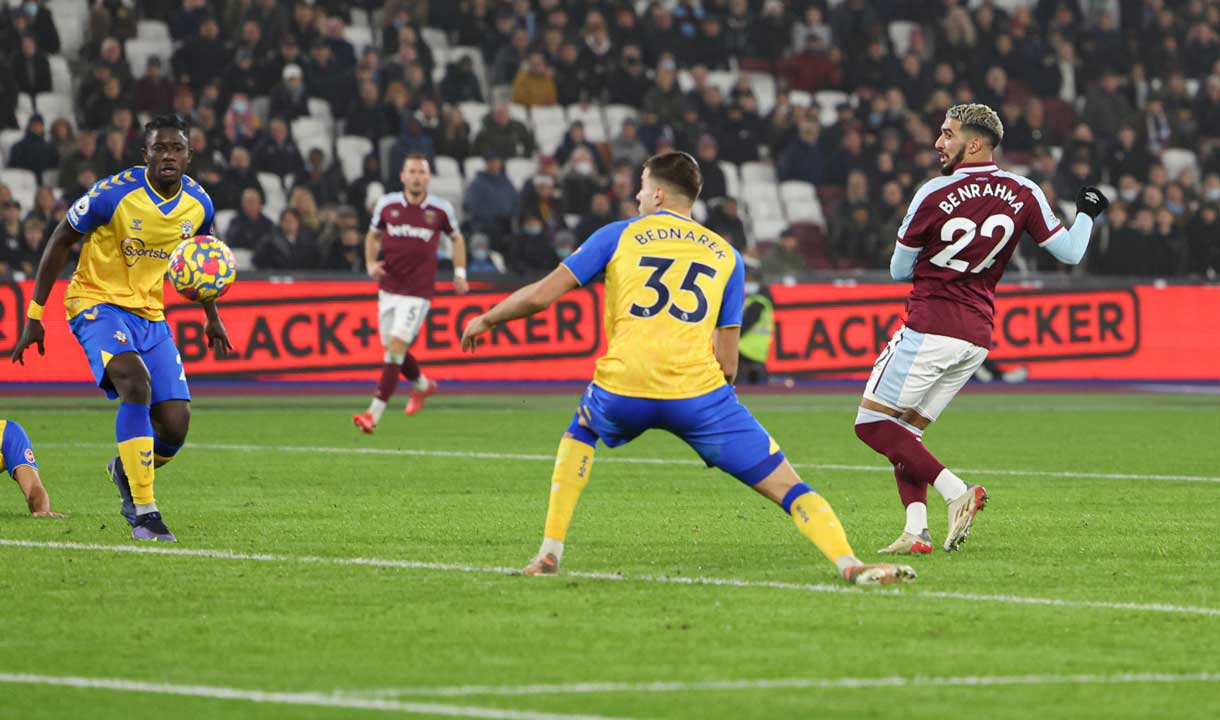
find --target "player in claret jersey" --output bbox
[353,154,468,433]
[855,104,1109,555]
[462,151,915,586]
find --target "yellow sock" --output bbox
[542,436,595,542]
[788,487,855,565]
[118,436,156,505]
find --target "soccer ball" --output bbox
[168,235,237,303]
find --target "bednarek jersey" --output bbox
[897,161,1061,347]
[563,210,744,400]
[63,167,214,321]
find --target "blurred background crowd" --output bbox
[0,0,1217,281]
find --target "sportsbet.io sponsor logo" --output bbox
[122,237,173,267]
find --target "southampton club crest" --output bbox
[113,330,128,345]
[180,219,194,239]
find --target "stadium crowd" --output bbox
[0,0,1217,281]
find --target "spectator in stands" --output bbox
[778,120,829,187]
[1150,207,1189,276]
[609,118,648,169]
[553,121,600,172]
[342,81,390,142]
[171,0,210,41]
[831,203,885,268]
[473,102,536,159]
[81,75,125,130]
[25,185,55,227]
[265,33,305,96]
[706,197,748,253]
[521,173,565,231]
[57,130,102,198]
[298,148,346,207]
[507,214,557,274]
[1082,68,1137,141]
[560,146,605,216]
[223,93,260,148]
[255,207,321,271]
[1186,203,1219,277]
[511,52,558,108]
[324,226,366,273]
[322,15,357,69]
[387,116,436,188]
[242,0,290,51]
[761,228,807,277]
[215,146,262,212]
[643,63,684,127]
[690,136,724,201]
[307,41,354,118]
[492,28,531,87]
[1105,123,1151,182]
[463,154,519,238]
[98,127,133,177]
[222,48,264,111]
[17,0,59,55]
[172,16,226,91]
[574,192,614,245]
[46,116,73,157]
[287,0,321,49]
[132,56,174,117]
[228,187,276,251]
[8,114,57,179]
[346,154,383,225]
[440,55,484,104]
[435,105,471,161]
[465,231,506,275]
[608,44,649,107]
[12,217,44,276]
[269,63,310,121]
[0,200,23,256]
[253,116,305,180]
[13,34,51,98]
[552,41,588,106]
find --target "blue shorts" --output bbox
[575,384,785,486]
[0,420,38,477]
[68,304,191,403]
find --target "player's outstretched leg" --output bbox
[855,408,986,553]
[355,349,408,434]
[752,460,916,585]
[522,420,598,576]
[106,355,175,542]
[878,467,934,555]
[401,352,436,416]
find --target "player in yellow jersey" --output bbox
[10,114,234,542]
[461,152,916,585]
[1,419,64,518]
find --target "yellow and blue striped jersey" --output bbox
[63,166,214,321]
[563,210,744,400]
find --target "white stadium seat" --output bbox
[720,161,741,199]
[604,104,638,134]
[257,172,287,219]
[888,21,918,56]
[463,156,487,178]
[784,199,827,229]
[430,175,464,209]
[780,180,817,205]
[566,104,607,142]
[214,209,237,236]
[49,56,71,96]
[0,168,38,211]
[434,156,461,177]
[306,98,335,136]
[459,101,489,132]
[335,135,374,182]
[741,161,777,186]
[1160,148,1199,181]
[752,217,787,244]
[531,105,565,129]
[344,25,374,52]
[137,20,171,43]
[1,129,24,160]
[505,158,535,189]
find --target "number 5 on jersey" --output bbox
[629,256,718,323]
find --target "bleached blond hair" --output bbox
[946,103,1004,147]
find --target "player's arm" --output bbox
[201,300,235,356]
[450,230,469,294]
[890,179,940,282]
[13,466,62,518]
[365,228,384,280]
[10,218,85,364]
[715,250,746,384]
[460,266,578,352]
[714,327,740,385]
[1039,186,1110,266]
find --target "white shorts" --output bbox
[378,290,431,346]
[862,326,988,422]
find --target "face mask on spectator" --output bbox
[524,226,543,236]
[574,161,594,175]
[23,3,37,17]
[1206,188,1220,202]
[745,281,760,295]
[556,246,573,258]
[1120,188,1140,202]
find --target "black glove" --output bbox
[1076,186,1110,219]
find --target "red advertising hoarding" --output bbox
[0,279,1216,383]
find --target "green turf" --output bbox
[1,390,1218,719]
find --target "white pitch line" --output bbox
[41,442,1220,484]
[346,671,1220,699]
[0,672,627,720]
[3,539,1218,618]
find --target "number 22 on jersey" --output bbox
[930,213,1015,274]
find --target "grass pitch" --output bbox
[1,389,1218,719]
